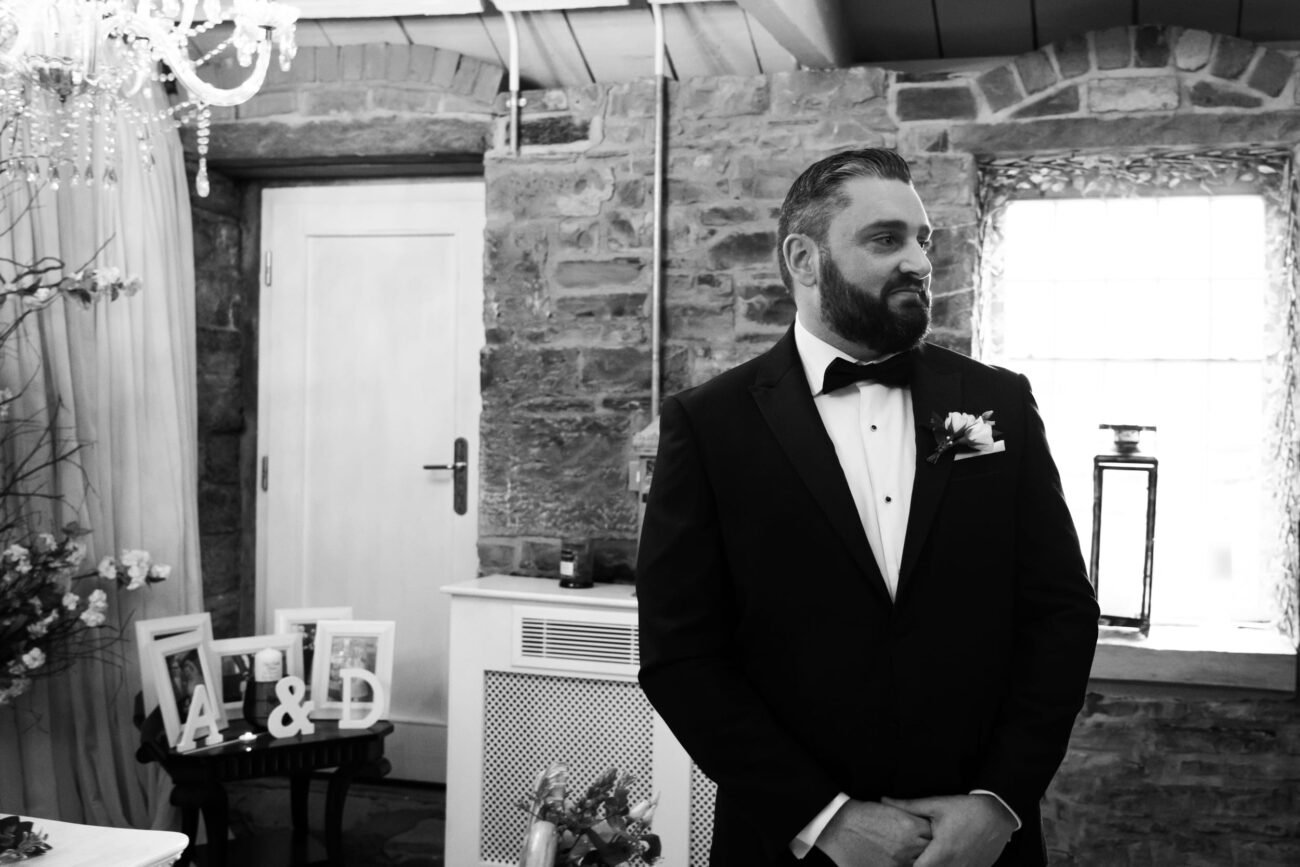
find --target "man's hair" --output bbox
[776,148,914,291]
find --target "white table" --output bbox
[0,814,188,867]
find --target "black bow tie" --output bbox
[821,353,912,393]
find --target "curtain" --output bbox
[0,83,203,829]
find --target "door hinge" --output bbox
[261,456,269,491]
[264,251,272,287]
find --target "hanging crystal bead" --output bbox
[196,158,210,198]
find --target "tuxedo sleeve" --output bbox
[973,374,1099,820]
[636,394,842,857]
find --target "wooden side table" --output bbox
[135,709,393,867]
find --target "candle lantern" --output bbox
[1090,424,1158,635]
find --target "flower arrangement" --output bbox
[0,815,50,863]
[0,529,168,704]
[517,764,661,867]
[0,248,163,706]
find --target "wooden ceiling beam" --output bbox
[733,0,851,67]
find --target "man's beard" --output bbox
[818,250,931,355]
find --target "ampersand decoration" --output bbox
[268,675,316,738]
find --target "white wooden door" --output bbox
[256,180,484,783]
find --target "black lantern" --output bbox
[1089,424,1158,635]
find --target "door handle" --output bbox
[423,437,468,515]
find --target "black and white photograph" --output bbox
[148,631,224,748]
[210,634,305,714]
[309,620,395,722]
[5,3,1300,866]
[272,607,353,701]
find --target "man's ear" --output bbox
[782,233,819,288]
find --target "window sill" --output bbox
[1090,624,1296,692]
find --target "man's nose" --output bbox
[900,240,932,279]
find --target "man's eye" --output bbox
[871,235,898,247]
[918,237,934,252]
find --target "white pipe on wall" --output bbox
[502,9,521,154]
[649,1,667,416]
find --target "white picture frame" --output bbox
[210,633,305,715]
[308,620,395,721]
[149,630,226,747]
[272,607,354,701]
[135,613,218,718]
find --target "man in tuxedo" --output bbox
[636,148,1099,867]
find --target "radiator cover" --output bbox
[444,575,716,867]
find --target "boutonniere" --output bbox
[927,411,997,464]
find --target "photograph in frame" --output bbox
[134,613,217,718]
[210,633,304,716]
[150,630,226,746]
[272,606,353,701]
[308,620,395,721]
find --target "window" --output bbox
[987,195,1268,626]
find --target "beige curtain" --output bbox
[0,84,203,829]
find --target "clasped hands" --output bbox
[816,794,1015,867]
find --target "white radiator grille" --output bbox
[512,605,640,676]
[480,670,655,865]
[689,761,719,866]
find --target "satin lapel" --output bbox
[897,347,961,601]
[749,334,892,606]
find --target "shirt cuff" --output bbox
[790,792,851,859]
[970,789,1022,832]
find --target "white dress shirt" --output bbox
[793,317,915,599]
[787,316,1020,858]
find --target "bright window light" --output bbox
[991,195,1267,625]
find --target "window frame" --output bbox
[973,147,1300,691]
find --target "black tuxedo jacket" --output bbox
[636,329,1099,866]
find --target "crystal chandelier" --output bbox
[0,0,299,197]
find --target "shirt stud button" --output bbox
[870,424,878,431]
[885,496,893,503]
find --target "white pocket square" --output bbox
[953,440,1006,461]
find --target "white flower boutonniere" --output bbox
[927,410,997,465]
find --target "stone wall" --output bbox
[190,163,246,636]
[192,25,1300,864]
[478,24,1300,581]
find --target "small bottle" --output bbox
[558,546,592,589]
[243,647,283,732]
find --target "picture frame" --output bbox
[308,620,395,721]
[272,607,353,701]
[135,613,218,718]
[210,633,305,716]
[149,630,226,747]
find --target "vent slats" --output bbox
[518,616,640,667]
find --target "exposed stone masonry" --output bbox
[190,162,246,637]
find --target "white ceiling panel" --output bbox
[317,17,411,44]
[292,19,334,46]
[272,0,1297,90]
[1034,0,1131,47]
[516,12,594,88]
[663,3,761,79]
[495,0,628,8]
[401,14,506,67]
[565,7,660,81]
[744,7,798,73]
[294,0,483,15]
[1138,0,1238,34]
[935,0,1034,57]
